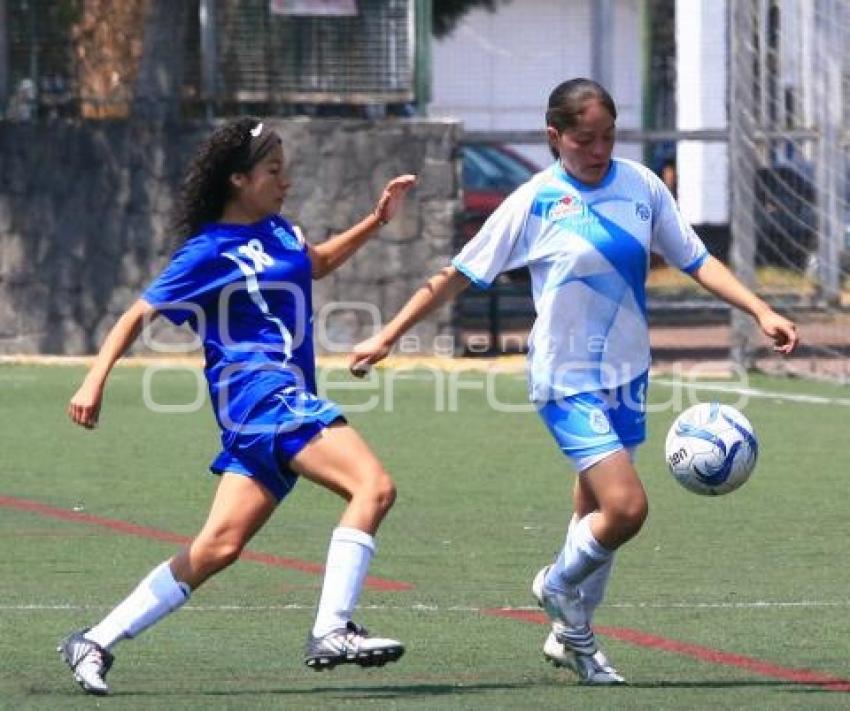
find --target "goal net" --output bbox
[728,0,850,383]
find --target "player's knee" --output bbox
[217,540,245,569]
[196,536,244,573]
[606,492,648,536]
[628,496,649,532]
[347,466,396,518]
[623,495,648,534]
[371,473,397,515]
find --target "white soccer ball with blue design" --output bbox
[665,402,759,496]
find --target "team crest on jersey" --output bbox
[635,202,651,221]
[273,226,301,251]
[549,195,583,221]
[588,408,611,435]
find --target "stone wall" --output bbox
[0,117,461,355]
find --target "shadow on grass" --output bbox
[120,680,552,699]
[32,678,557,700]
[40,677,848,699]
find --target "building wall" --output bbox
[0,118,460,355]
[429,0,643,167]
[676,0,728,225]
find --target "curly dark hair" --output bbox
[172,117,264,241]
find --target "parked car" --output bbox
[457,143,540,339]
[460,142,540,243]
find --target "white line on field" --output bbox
[386,373,448,381]
[4,600,850,612]
[651,379,850,406]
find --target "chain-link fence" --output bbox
[3,0,82,119]
[729,0,850,382]
[0,0,419,120]
[210,0,413,107]
[443,0,848,382]
[3,0,847,379]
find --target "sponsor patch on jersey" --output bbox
[635,202,651,221]
[549,195,583,221]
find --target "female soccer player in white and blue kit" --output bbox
[350,79,798,684]
[59,118,415,695]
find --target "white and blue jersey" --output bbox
[142,215,341,499]
[453,158,708,403]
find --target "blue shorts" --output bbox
[537,372,648,473]
[210,388,345,501]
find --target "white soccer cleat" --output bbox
[304,621,404,671]
[57,629,114,695]
[542,632,626,685]
[531,565,596,655]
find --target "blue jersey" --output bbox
[142,215,317,431]
[453,158,708,401]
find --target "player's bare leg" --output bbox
[292,423,404,670]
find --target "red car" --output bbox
[460,142,540,243]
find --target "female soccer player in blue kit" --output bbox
[59,118,415,695]
[350,79,799,684]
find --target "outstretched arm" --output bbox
[691,256,798,354]
[68,298,157,429]
[349,266,471,375]
[308,174,416,279]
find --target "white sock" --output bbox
[580,555,613,624]
[84,561,191,651]
[312,527,375,637]
[567,443,634,619]
[545,513,612,594]
[567,514,615,623]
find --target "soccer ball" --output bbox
[665,402,759,496]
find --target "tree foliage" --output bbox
[72,0,149,118]
[432,0,511,39]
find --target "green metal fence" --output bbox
[0,0,420,119]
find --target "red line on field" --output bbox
[0,495,412,592]
[486,608,850,692]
